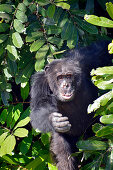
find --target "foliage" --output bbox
[0,0,113,169]
[76,2,113,170]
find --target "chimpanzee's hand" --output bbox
[49,112,71,133]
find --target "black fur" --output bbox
[30,41,112,170]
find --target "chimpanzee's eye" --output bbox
[57,75,63,80]
[66,74,72,79]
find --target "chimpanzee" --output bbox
[30,41,112,170]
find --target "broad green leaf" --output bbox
[95,79,113,90]
[106,2,113,20]
[0,34,8,43]
[14,117,30,130]
[18,3,26,12]
[6,45,19,61]
[12,32,24,48]
[0,109,8,124]
[35,44,49,59]
[108,41,113,54]
[21,82,29,101]
[14,128,28,137]
[35,58,45,71]
[46,25,61,35]
[41,133,51,146]
[30,39,45,52]
[84,15,113,28]
[26,31,43,42]
[14,19,25,33]
[88,91,113,113]
[55,2,70,10]
[15,60,34,84]
[67,25,77,49]
[37,0,50,6]
[47,5,55,18]
[75,16,98,34]
[61,21,73,40]
[20,132,32,154]
[0,135,16,156]
[48,37,63,48]
[96,125,113,137]
[2,155,17,165]
[25,155,48,169]
[48,163,58,170]
[77,140,107,150]
[1,91,10,105]
[0,4,12,13]
[100,114,113,124]
[7,58,17,76]
[0,12,11,22]
[0,132,8,145]
[0,23,9,32]
[92,123,103,133]
[91,66,113,75]
[16,10,27,23]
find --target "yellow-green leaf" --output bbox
[14,128,28,137]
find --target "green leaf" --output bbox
[41,133,51,146]
[37,0,50,6]
[25,155,48,169]
[0,135,16,156]
[0,23,9,32]
[30,39,45,52]
[0,132,8,145]
[26,31,43,42]
[35,58,45,71]
[61,21,73,40]
[0,109,8,124]
[84,14,113,28]
[12,32,24,48]
[91,66,113,75]
[14,19,25,33]
[0,4,12,13]
[46,25,61,35]
[47,5,56,18]
[88,91,113,113]
[48,163,58,170]
[95,79,113,90]
[18,3,26,12]
[35,44,49,59]
[16,10,27,23]
[14,128,28,137]
[55,2,70,10]
[2,155,17,165]
[14,117,30,130]
[48,37,63,48]
[96,125,113,137]
[100,114,113,124]
[8,58,17,76]
[0,34,8,43]
[106,2,113,20]
[21,82,29,101]
[75,16,98,34]
[1,91,10,105]
[92,123,103,133]
[0,12,11,22]
[6,45,19,61]
[77,140,107,150]
[108,41,113,54]
[20,132,32,154]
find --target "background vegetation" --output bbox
[0,0,113,169]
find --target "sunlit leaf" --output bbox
[12,32,24,48]
[14,128,28,137]
[14,117,30,130]
[0,135,16,156]
[77,140,107,150]
[106,2,113,20]
[30,39,45,52]
[84,14,113,28]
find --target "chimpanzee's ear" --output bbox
[44,65,49,72]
